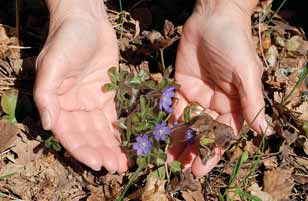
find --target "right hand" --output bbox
[34,0,129,172]
[168,0,269,176]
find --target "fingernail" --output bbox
[92,166,101,171]
[260,119,274,136]
[42,109,51,130]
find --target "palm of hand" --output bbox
[168,13,266,176]
[34,17,128,172]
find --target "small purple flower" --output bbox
[153,121,172,141]
[186,128,196,145]
[133,134,153,156]
[159,86,176,113]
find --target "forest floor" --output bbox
[0,0,307,200]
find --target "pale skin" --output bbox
[34,0,268,175]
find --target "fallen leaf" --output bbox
[263,168,294,201]
[0,154,85,200]
[266,45,279,67]
[168,170,201,193]
[181,190,205,201]
[10,131,42,165]
[263,157,278,169]
[295,101,308,121]
[0,119,19,152]
[248,183,273,201]
[141,176,169,201]
[87,185,106,201]
[143,30,163,44]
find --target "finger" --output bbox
[73,110,128,172]
[215,112,243,135]
[34,50,64,130]
[167,92,188,162]
[54,125,104,171]
[177,143,199,171]
[209,85,241,115]
[191,147,224,177]
[236,66,270,135]
[176,73,214,109]
[112,146,130,173]
[96,145,119,172]
[172,91,188,122]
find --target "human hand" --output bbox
[34,0,128,172]
[168,0,268,176]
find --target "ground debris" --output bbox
[0,154,86,201]
[263,167,294,201]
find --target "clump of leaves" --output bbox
[103,66,237,200]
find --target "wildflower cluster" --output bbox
[103,67,183,167]
[103,66,235,200]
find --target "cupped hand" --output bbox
[34,8,128,172]
[168,0,268,177]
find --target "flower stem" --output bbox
[117,164,145,201]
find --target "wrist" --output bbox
[195,0,258,19]
[46,0,108,28]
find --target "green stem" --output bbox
[267,0,288,24]
[117,164,145,201]
[160,48,166,72]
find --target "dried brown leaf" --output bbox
[0,119,19,152]
[263,157,278,169]
[181,190,205,201]
[10,131,42,165]
[263,168,294,201]
[248,183,273,201]
[141,176,169,201]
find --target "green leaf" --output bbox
[153,148,167,166]
[159,78,168,89]
[137,69,150,81]
[283,65,308,103]
[45,136,62,151]
[163,66,173,78]
[136,156,147,167]
[102,83,116,92]
[140,96,147,113]
[183,106,190,123]
[303,121,308,137]
[169,160,181,173]
[200,137,215,147]
[228,151,249,186]
[233,188,262,201]
[218,193,225,201]
[148,166,166,180]
[108,67,119,83]
[144,80,157,89]
[1,90,18,123]
[0,173,15,180]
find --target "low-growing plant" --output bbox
[103,65,238,200]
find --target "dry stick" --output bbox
[15,0,20,44]
[0,45,31,49]
[258,13,270,70]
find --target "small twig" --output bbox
[0,45,32,49]
[0,192,23,201]
[15,0,20,43]
[164,144,170,181]
[258,13,270,69]
[159,48,166,72]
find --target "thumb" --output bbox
[237,65,270,135]
[34,50,62,130]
